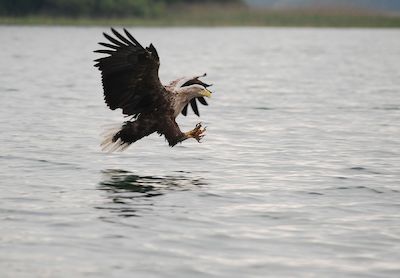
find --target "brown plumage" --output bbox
[94,28,212,151]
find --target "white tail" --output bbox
[100,124,130,152]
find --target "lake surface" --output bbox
[0,26,399,277]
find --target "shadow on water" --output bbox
[96,169,207,218]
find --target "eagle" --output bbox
[94,28,212,152]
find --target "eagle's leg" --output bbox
[162,119,206,146]
[184,122,206,143]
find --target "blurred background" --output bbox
[1,0,400,27]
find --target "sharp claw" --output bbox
[186,122,207,143]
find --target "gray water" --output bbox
[1,26,399,278]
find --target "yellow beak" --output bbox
[201,89,212,98]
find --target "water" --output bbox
[1,26,400,277]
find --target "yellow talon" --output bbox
[185,122,206,142]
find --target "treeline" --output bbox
[0,0,243,17]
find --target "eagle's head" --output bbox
[174,84,212,118]
[180,84,212,99]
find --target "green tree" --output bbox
[0,0,45,15]
[0,0,243,16]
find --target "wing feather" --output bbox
[197,97,208,106]
[94,28,164,116]
[94,49,115,55]
[103,32,127,47]
[124,28,143,47]
[190,99,200,117]
[98,42,119,50]
[182,104,188,116]
[111,28,134,46]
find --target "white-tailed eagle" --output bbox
[94,28,212,151]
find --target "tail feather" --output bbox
[100,120,156,152]
[101,124,131,152]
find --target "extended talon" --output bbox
[185,123,207,143]
[194,122,202,130]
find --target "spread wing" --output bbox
[179,74,211,117]
[94,28,165,117]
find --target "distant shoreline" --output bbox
[1,9,400,28]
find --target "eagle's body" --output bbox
[94,28,212,151]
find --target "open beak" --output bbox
[201,89,212,98]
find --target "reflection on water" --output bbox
[96,169,206,217]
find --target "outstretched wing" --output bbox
[94,28,165,117]
[178,74,212,117]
